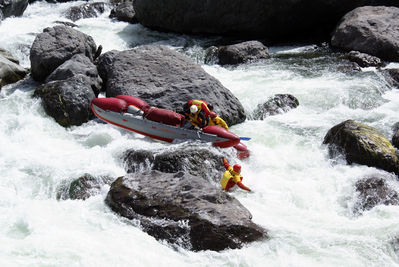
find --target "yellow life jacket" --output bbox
[220,168,241,189]
[209,116,228,130]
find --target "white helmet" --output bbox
[190,105,198,113]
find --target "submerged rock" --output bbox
[0,51,28,89]
[96,45,246,126]
[323,120,399,174]
[354,177,399,214]
[106,171,266,251]
[346,51,383,68]
[30,26,97,81]
[57,174,113,200]
[251,94,299,120]
[332,6,399,61]
[382,69,399,89]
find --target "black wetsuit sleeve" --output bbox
[198,111,206,128]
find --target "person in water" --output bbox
[208,112,229,130]
[221,158,251,192]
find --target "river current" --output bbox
[1,1,399,266]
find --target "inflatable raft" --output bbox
[91,95,250,157]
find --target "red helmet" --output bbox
[210,112,217,119]
[233,164,241,173]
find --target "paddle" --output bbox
[240,137,251,141]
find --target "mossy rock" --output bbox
[323,120,399,174]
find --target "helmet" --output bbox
[207,103,214,111]
[210,112,217,119]
[190,105,198,114]
[233,164,241,173]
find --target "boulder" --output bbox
[354,177,399,214]
[46,54,102,95]
[57,174,113,200]
[133,0,399,42]
[64,2,105,22]
[34,74,96,127]
[123,144,224,182]
[323,120,399,174]
[251,94,299,120]
[205,41,269,65]
[96,45,246,126]
[105,171,266,251]
[331,6,399,61]
[346,51,383,68]
[30,26,98,81]
[0,52,28,89]
[109,0,138,23]
[0,0,28,19]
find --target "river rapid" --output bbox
[1,1,399,266]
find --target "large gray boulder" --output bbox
[34,74,96,127]
[0,0,28,19]
[133,0,399,42]
[30,26,98,81]
[46,54,102,95]
[332,6,399,61]
[96,45,246,126]
[0,50,28,89]
[323,120,399,174]
[106,171,266,251]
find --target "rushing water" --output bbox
[2,1,399,266]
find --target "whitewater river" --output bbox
[1,1,399,266]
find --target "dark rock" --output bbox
[93,45,102,61]
[0,51,28,89]
[251,94,299,120]
[105,171,266,251]
[133,0,399,43]
[354,177,399,214]
[216,41,269,65]
[96,45,246,126]
[346,51,383,68]
[323,120,399,174]
[392,129,399,149]
[382,69,399,89]
[30,26,97,81]
[109,0,138,23]
[65,2,105,22]
[332,6,399,61]
[46,54,102,96]
[0,9,3,21]
[0,48,19,64]
[57,174,113,200]
[122,144,224,182]
[0,0,28,18]
[34,75,96,127]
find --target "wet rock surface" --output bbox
[106,171,267,251]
